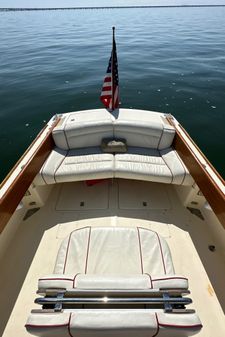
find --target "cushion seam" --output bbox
[157,127,164,149]
[156,232,167,274]
[173,149,187,185]
[54,150,69,183]
[161,152,173,183]
[137,227,144,274]
[85,227,92,274]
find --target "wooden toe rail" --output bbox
[167,116,225,229]
[0,117,60,234]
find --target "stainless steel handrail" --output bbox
[35,296,192,305]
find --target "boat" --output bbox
[1,25,225,337]
[0,106,224,337]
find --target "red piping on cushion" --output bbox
[68,313,74,337]
[63,231,73,274]
[73,273,81,288]
[85,227,92,274]
[137,227,144,274]
[155,231,166,274]
[152,313,159,337]
[62,226,90,274]
[138,227,167,275]
[25,323,68,328]
[152,277,188,282]
[39,278,74,281]
[144,273,153,289]
[159,322,203,329]
[26,313,75,337]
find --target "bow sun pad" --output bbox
[26,226,202,337]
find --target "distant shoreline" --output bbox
[1,5,225,11]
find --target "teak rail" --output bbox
[168,117,225,229]
[0,118,59,233]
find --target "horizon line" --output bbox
[1,4,225,11]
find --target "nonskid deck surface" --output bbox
[0,179,225,336]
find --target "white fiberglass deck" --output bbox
[0,179,225,336]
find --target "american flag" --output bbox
[100,27,119,110]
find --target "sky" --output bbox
[1,0,225,8]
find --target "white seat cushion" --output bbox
[38,274,188,291]
[36,148,67,185]
[55,147,114,183]
[26,310,202,337]
[35,146,193,186]
[36,147,114,185]
[115,147,193,185]
[115,147,172,183]
[39,227,188,293]
[54,227,174,276]
[161,148,194,185]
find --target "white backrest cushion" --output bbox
[52,109,175,150]
[52,109,114,150]
[114,120,163,148]
[54,226,174,276]
[114,109,175,149]
[158,127,176,150]
[65,121,113,149]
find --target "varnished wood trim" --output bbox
[177,122,225,184]
[0,118,60,234]
[168,117,225,229]
[0,123,49,189]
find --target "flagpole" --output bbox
[111,27,115,111]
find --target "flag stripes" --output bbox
[100,28,119,110]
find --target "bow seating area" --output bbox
[26,226,202,337]
[34,109,193,186]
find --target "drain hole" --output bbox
[208,245,216,252]
[143,201,147,207]
[80,201,85,207]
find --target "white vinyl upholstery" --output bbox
[35,147,193,186]
[114,147,173,184]
[54,147,114,183]
[54,227,174,276]
[114,120,163,148]
[161,148,194,186]
[37,227,191,292]
[52,109,114,150]
[52,109,175,151]
[34,109,194,186]
[38,274,189,291]
[36,148,67,185]
[27,227,202,337]
[114,147,193,185]
[26,310,202,337]
[36,147,114,185]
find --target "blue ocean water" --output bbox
[0,7,225,181]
